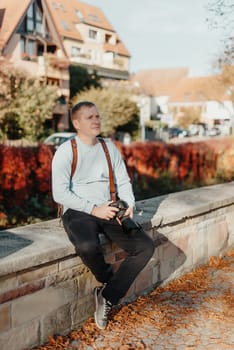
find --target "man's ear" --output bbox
[72,119,80,130]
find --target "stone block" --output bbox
[121,281,136,302]
[71,294,94,328]
[142,255,158,271]
[40,303,72,343]
[12,280,77,327]
[0,304,11,332]
[226,211,234,247]
[0,274,18,295]
[135,268,153,295]
[192,226,208,266]
[158,258,172,283]
[18,264,58,284]
[0,318,39,350]
[46,264,89,287]
[59,255,82,271]
[0,279,45,304]
[207,220,229,257]
[152,263,160,285]
[77,270,94,298]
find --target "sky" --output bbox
[85,0,226,77]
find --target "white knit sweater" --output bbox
[52,136,135,214]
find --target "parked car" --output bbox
[208,127,221,137]
[167,127,189,139]
[43,132,76,148]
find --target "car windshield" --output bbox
[44,133,76,146]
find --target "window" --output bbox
[28,39,35,56]
[71,46,81,57]
[20,37,26,53]
[27,4,34,32]
[47,77,59,86]
[105,34,112,43]
[61,20,70,31]
[35,9,42,34]
[20,36,35,58]
[88,29,97,39]
[20,2,43,34]
[89,14,99,22]
[76,10,84,21]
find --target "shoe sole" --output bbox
[93,287,106,330]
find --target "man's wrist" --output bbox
[91,204,97,215]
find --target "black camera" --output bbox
[109,199,128,221]
[109,199,141,233]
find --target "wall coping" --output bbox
[1,181,234,277]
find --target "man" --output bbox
[52,101,154,329]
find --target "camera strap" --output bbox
[57,137,117,221]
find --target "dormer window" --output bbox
[89,14,99,22]
[61,20,70,31]
[76,9,84,21]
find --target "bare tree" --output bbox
[206,0,234,68]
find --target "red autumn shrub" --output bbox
[116,137,234,185]
[0,144,55,228]
[0,137,234,229]
[35,144,54,193]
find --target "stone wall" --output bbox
[0,182,234,350]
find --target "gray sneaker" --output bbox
[94,286,112,329]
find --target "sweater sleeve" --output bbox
[110,142,135,208]
[51,141,94,213]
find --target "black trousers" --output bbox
[62,209,155,305]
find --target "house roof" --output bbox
[46,0,84,42]
[0,0,31,50]
[46,0,130,57]
[103,39,130,57]
[131,67,189,96]
[46,0,114,37]
[170,75,230,103]
[0,0,65,53]
[0,0,130,57]
[71,0,115,31]
[131,67,230,102]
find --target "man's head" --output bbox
[71,101,101,140]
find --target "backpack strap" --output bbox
[98,137,117,202]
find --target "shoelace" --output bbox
[103,300,112,318]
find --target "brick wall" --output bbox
[0,182,234,350]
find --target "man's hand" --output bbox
[91,202,119,220]
[125,206,134,218]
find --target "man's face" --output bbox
[73,106,101,138]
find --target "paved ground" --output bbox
[33,250,234,350]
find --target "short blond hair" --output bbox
[71,101,96,121]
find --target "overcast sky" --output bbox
[85,0,226,77]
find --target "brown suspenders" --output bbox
[98,138,117,202]
[58,137,117,219]
[70,138,78,179]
